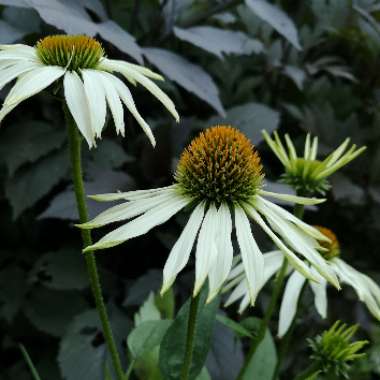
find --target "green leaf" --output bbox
[144,48,225,116]
[134,293,161,326]
[174,26,263,59]
[0,121,65,176]
[58,307,131,380]
[25,288,88,337]
[245,0,301,50]
[0,266,27,322]
[241,319,277,380]
[159,294,219,380]
[195,367,211,380]
[128,319,172,359]
[5,148,70,219]
[209,102,280,144]
[216,314,253,338]
[29,248,88,291]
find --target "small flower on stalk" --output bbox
[0,35,179,147]
[225,227,380,337]
[78,126,339,303]
[262,131,366,195]
[308,321,368,379]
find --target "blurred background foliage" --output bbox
[0,0,380,379]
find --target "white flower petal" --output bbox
[0,61,41,91]
[161,202,205,295]
[88,185,175,202]
[84,193,189,252]
[108,60,180,122]
[81,69,107,138]
[309,267,328,318]
[194,204,218,296]
[96,71,125,136]
[244,204,318,282]
[224,279,248,307]
[102,58,164,81]
[102,72,156,146]
[256,197,330,242]
[0,66,65,124]
[256,200,339,288]
[235,205,264,305]
[278,271,306,337]
[207,203,233,302]
[263,250,285,285]
[0,46,38,61]
[79,189,176,229]
[64,71,95,148]
[259,190,325,205]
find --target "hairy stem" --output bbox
[180,294,201,380]
[65,107,125,380]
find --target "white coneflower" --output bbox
[262,131,366,195]
[78,126,339,303]
[226,226,380,337]
[0,35,179,147]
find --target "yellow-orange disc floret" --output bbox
[314,226,341,260]
[36,35,104,71]
[175,125,264,203]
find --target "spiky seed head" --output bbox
[175,125,264,204]
[36,35,104,71]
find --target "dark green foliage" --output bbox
[0,1,379,379]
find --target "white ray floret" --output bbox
[0,35,179,148]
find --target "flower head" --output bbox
[262,131,366,195]
[308,321,368,378]
[175,126,264,203]
[78,126,339,303]
[226,226,380,337]
[0,35,179,148]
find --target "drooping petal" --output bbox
[256,200,339,288]
[88,185,175,202]
[207,203,233,302]
[101,58,164,81]
[105,59,179,122]
[97,71,125,135]
[263,250,285,285]
[0,66,65,124]
[84,193,189,252]
[161,202,205,295]
[224,279,248,308]
[79,189,176,229]
[0,61,41,91]
[244,204,318,282]
[64,71,95,148]
[278,271,306,337]
[310,276,328,319]
[102,72,156,146]
[194,204,218,296]
[259,190,325,205]
[81,69,107,138]
[235,205,264,305]
[256,197,330,242]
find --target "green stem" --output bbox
[236,258,288,380]
[19,344,42,380]
[65,106,125,380]
[180,294,201,380]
